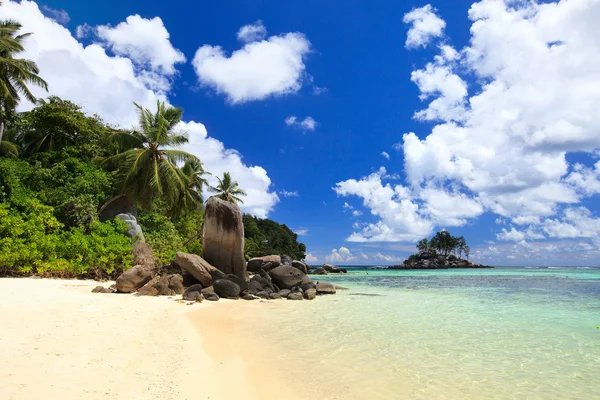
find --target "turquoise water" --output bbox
[245,267,600,399]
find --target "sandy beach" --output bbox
[0,278,302,400]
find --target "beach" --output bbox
[0,278,302,400]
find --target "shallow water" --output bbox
[243,267,600,399]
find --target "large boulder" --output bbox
[315,281,336,295]
[116,265,154,293]
[115,213,145,241]
[247,255,281,272]
[202,197,246,279]
[291,260,309,274]
[322,264,347,273]
[224,274,248,293]
[268,265,311,290]
[176,252,225,287]
[213,279,241,299]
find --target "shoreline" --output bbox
[0,277,302,400]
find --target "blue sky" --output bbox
[4,0,600,266]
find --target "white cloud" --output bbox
[285,116,317,131]
[41,5,69,25]
[192,27,311,103]
[304,253,319,264]
[325,247,356,263]
[336,0,600,253]
[237,20,267,43]
[403,4,446,49]
[352,210,363,217]
[374,253,401,263]
[96,15,186,75]
[5,0,279,218]
[381,151,390,160]
[294,228,309,236]
[178,122,279,218]
[279,190,299,197]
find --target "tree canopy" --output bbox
[208,172,246,204]
[417,231,470,259]
[243,214,307,261]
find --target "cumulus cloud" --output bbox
[325,247,356,263]
[304,253,319,264]
[237,20,267,43]
[192,26,311,103]
[294,228,309,236]
[403,5,446,49]
[96,15,186,75]
[284,116,317,131]
[336,0,600,251]
[5,0,279,217]
[41,5,70,25]
[381,151,390,160]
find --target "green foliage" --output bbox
[138,211,184,265]
[418,231,469,258]
[208,172,246,204]
[0,200,132,278]
[173,208,204,256]
[242,214,307,260]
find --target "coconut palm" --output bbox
[101,101,200,209]
[0,18,48,142]
[169,159,210,217]
[208,172,247,204]
[0,126,19,158]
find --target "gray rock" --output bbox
[247,280,264,294]
[183,290,203,301]
[116,213,145,241]
[280,255,293,266]
[241,293,258,300]
[255,290,271,299]
[176,252,224,288]
[116,265,154,293]
[91,286,104,293]
[247,255,281,272]
[287,292,303,300]
[291,260,309,274]
[202,197,246,279]
[137,276,161,296]
[304,288,317,300]
[278,289,291,298]
[204,292,220,301]
[268,265,311,290]
[300,280,316,292]
[315,281,337,295]
[322,264,347,273]
[268,292,282,300]
[225,274,248,293]
[213,279,241,299]
[308,267,328,275]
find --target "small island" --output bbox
[390,231,491,270]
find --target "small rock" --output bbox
[91,286,104,293]
[304,288,317,300]
[268,293,281,300]
[225,274,248,292]
[278,289,291,298]
[287,292,303,300]
[242,293,258,300]
[213,279,241,299]
[204,292,220,301]
[316,282,336,295]
[183,291,203,301]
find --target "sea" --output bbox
[241,266,600,400]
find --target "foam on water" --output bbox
[243,267,600,399]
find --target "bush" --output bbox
[0,201,132,279]
[138,212,184,265]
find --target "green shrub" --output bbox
[138,212,184,265]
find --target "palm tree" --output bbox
[0,126,19,158]
[208,172,246,204]
[101,101,200,209]
[169,159,210,217]
[0,18,48,142]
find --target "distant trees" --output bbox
[417,231,469,259]
[242,214,306,261]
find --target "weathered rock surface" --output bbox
[116,265,154,293]
[304,288,317,300]
[268,265,311,290]
[137,274,184,296]
[202,197,246,279]
[280,254,293,266]
[300,280,316,292]
[247,255,281,272]
[268,292,282,300]
[322,264,347,273]
[132,242,155,267]
[278,289,291,298]
[183,290,203,301]
[204,292,220,301]
[224,274,248,293]
[116,213,145,241]
[213,279,241,299]
[291,260,309,274]
[308,267,328,275]
[242,293,258,300]
[175,252,224,287]
[247,280,264,294]
[287,292,303,300]
[91,286,105,293]
[315,281,337,295]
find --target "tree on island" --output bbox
[208,172,247,204]
[0,16,48,153]
[418,231,469,259]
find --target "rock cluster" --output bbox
[306,263,347,275]
[390,252,489,270]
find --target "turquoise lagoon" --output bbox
[245,267,600,399]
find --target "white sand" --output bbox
[0,278,301,400]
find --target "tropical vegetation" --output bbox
[416,231,470,260]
